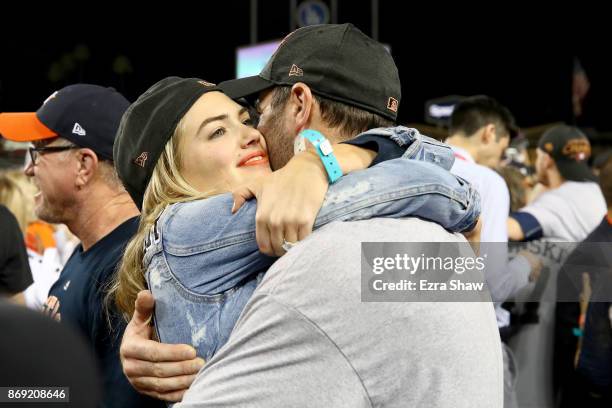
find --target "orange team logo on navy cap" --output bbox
[134,152,149,168]
[562,139,591,161]
[544,143,554,153]
[387,97,399,113]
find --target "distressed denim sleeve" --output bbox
[162,158,480,295]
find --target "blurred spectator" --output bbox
[555,154,612,406]
[0,299,101,407]
[508,125,606,242]
[446,95,541,408]
[593,149,612,177]
[0,84,160,407]
[497,166,529,213]
[507,125,607,408]
[0,204,32,304]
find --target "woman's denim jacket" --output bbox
[144,127,480,361]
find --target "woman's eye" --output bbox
[242,118,255,126]
[210,128,226,139]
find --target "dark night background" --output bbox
[1,2,609,138]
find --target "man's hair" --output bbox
[599,154,612,208]
[270,86,394,141]
[450,95,517,140]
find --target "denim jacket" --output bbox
[144,127,480,361]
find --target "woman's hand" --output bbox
[232,144,376,256]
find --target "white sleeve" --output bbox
[479,174,531,300]
[479,172,510,243]
[517,192,560,239]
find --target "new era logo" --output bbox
[198,80,216,87]
[134,152,148,168]
[72,123,86,136]
[289,64,303,77]
[387,97,399,113]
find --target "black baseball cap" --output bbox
[0,84,130,161]
[220,23,401,122]
[538,124,596,182]
[114,77,228,210]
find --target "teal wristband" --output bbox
[295,129,343,183]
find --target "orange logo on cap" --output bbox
[544,143,554,153]
[387,97,399,113]
[562,139,591,161]
[198,80,216,87]
[289,64,304,77]
[134,152,149,168]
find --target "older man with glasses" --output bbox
[0,84,162,408]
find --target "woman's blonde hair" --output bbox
[0,170,36,234]
[108,117,212,321]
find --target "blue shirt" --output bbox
[47,217,163,408]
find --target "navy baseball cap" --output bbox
[0,84,130,161]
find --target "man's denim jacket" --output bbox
[144,127,480,361]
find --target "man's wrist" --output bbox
[293,150,329,184]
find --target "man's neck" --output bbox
[67,190,139,251]
[445,135,479,163]
[304,123,352,144]
[546,170,565,190]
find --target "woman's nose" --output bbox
[240,126,261,149]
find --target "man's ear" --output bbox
[75,148,99,189]
[480,124,497,145]
[288,82,314,133]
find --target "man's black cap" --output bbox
[114,77,227,210]
[538,124,597,182]
[219,23,401,122]
[0,84,130,161]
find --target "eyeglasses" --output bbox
[28,145,80,165]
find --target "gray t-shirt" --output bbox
[178,218,503,408]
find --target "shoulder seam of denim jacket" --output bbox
[159,246,241,300]
[314,183,467,228]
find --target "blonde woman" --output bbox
[111,77,480,362]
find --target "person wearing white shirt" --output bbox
[508,125,606,242]
[506,125,606,408]
[446,95,541,408]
